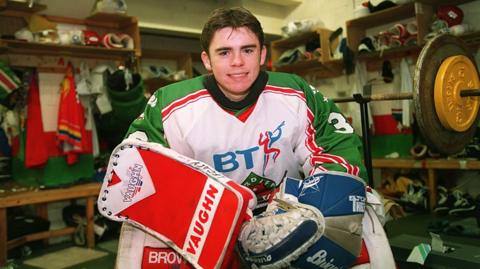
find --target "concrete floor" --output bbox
[4,213,479,269]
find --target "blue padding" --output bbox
[298,172,366,217]
[292,236,357,269]
[240,219,319,267]
[284,177,301,197]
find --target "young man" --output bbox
[129,6,366,193]
[113,7,395,269]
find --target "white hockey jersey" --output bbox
[127,71,365,210]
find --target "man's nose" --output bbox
[231,51,244,66]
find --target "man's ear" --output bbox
[201,51,212,71]
[260,45,267,66]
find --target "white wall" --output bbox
[285,0,355,31]
[33,0,480,213]
[38,0,480,105]
[130,0,230,36]
[39,0,289,36]
[129,0,289,36]
[37,0,359,37]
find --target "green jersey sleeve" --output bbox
[299,76,367,181]
[125,90,169,147]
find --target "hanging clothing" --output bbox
[57,63,89,165]
[11,70,94,187]
[0,61,21,102]
[25,73,49,168]
[400,58,413,127]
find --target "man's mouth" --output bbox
[228,72,248,78]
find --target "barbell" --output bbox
[332,34,480,156]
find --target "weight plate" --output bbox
[434,55,480,132]
[414,34,480,155]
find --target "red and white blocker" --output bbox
[116,222,187,269]
[98,139,257,269]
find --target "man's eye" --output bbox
[243,48,254,54]
[218,51,229,56]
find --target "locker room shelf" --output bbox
[373,158,480,211]
[372,158,480,170]
[0,0,46,16]
[270,28,343,78]
[0,182,102,266]
[273,58,344,79]
[0,39,136,61]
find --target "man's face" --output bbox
[201,27,267,102]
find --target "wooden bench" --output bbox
[0,182,101,265]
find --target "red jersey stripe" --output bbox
[162,89,210,121]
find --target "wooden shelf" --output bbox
[357,44,422,71]
[272,30,321,49]
[142,49,192,60]
[0,182,101,265]
[354,31,480,71]
[373,158,480,211]
[347,0,478,55]
[0,5,141,58]
[357,31,480,58]
[416,0,474,5]
[51,13,141,57]
[255,0,302,6]
[459,30,480,48]
[372,158,480,170]
[274,58,343,78]
[346,2,434,52]
[271,28,341,78]
[0,0,46,16]
[7,227,76,250]
[86,12,131,24]
[141,49,193,82]
[357,44,421,59]
[0,39,135,60]
[144,76,179,94]
[0,182,101,207]
[347,3,415,29]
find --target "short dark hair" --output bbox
[200,7,264,54]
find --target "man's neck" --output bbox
[218,87,248,102]
[203,71,268,110]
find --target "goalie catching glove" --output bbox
[238,171,366,269]
[237,199,325,269]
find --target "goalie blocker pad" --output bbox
[282,171,366,269]
[116,222,190,269]
[97,139,256,269]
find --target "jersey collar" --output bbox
[203,71,268,110]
